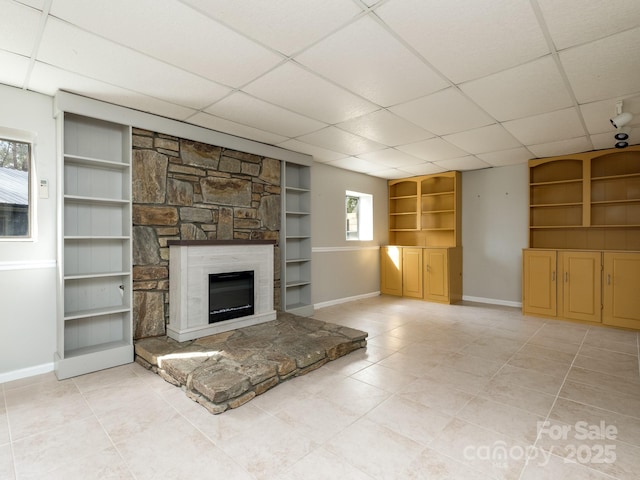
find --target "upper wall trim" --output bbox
[53,91,313,166]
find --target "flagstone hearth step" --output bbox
[135,313,367,414]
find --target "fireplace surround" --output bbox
[167,240,276,342]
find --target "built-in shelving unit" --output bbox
[388,171,461,247]
[383,171,462,304]
[524,146,640,330]
[281,162,313,316]
[55,112,133,379]
[528,146,640,250]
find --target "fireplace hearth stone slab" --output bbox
[135,312,367,414]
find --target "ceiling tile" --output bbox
[295,15,448,107]
[244,62,378,124]
[337,110,433,146]
[326,157,389,174]
[434,156,492,171]
[527,136,593,158]
[367,168,414,179]
[478,147,533,167]
[188,112,288,145]
[357,149,424,168]
[276,139,346,163]
[580,96,640,136]
[0,51,29,88]
[376,0,548,83]
[29,62,198,120]
[398,162,448,176]
[460,56,573,121]
[205,92,326,137]
[502,108,586,145]
[397,137,469,162]
[181,0,362,56]
[443,124,521,154]
[561,27,640,103]
[50,0,282,87]
[389,88,494,135]
[37,18,231,110]
[0,1,42,56]
[537,0,640,50]
[296,127,385,156]
[13,0,45,9]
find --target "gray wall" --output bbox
[311,162,388,306]
[0,85,58,380]
[461,163,529,305]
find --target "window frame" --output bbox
[345,190,373,241]
[0,127,37,241]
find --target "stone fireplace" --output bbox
[131,129,282,341]
[167,240,276,342]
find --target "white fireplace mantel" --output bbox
[167,241,276,342]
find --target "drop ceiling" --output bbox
[2,0,640,178]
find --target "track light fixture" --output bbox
[611,112,633,129]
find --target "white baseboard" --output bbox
[314,291,380,310]
[462,295,522,308]
[0,362,55,384]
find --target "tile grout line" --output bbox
[2,382,17,480]
[72,366,143,480]
[517,327,591,480]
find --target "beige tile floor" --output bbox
[1,296,639,479]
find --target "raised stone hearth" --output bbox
[135,313,367,414]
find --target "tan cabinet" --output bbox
[380,246,403,296]
[525,146,640,329]
[522,249,557,317]
[424,247,462,304]
[384,172,462,304]
[402,248,423,298]
[559,251,602,323]
[603,252,640,329]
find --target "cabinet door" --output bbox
[603,252,640,329]
[522,250,557,317]
[402,248,423,298]
[380,246,403,296]
[424,248,449,303]
[560,251,602,323]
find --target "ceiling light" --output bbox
[614,126,631,141]
[615,140,629,149]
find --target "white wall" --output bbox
[461,163,529,306]
[0,84,58,381]
[311,162,388,306]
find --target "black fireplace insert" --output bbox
[209,270,254,323]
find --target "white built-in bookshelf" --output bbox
[55,112,133,379]
[282,162,313,316]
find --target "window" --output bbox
[0,136,33,238]
[346,190,373,241]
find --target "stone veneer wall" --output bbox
[131,128,282,340]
